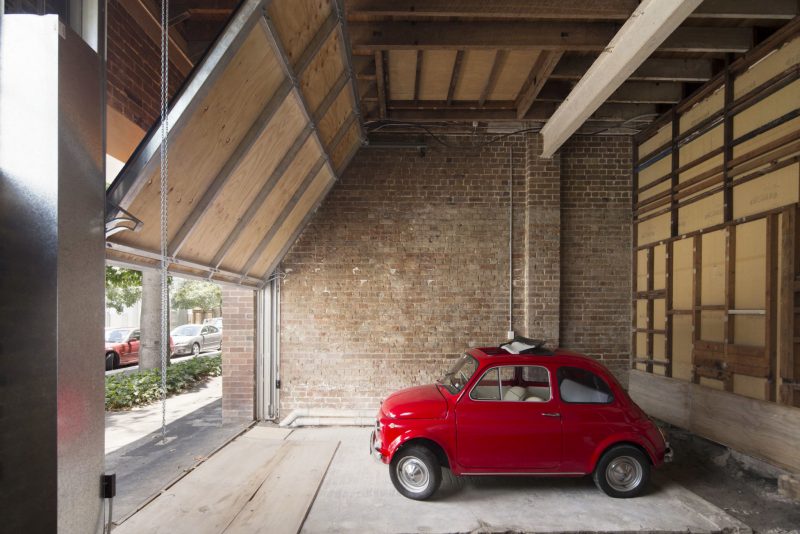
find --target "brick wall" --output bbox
[221,287,256,421]
[279,132,633,413]
[106,0,184,131]
[560,136,633,383]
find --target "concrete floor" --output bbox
[296,427,751,534]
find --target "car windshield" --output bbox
[105,329,131,343]
[438,353,479,394]
[172,324,201,336]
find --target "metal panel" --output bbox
[0,16,105,533]
[256,279,280,420]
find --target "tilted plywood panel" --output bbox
[672,238,693,310]
[300,30,345,114]
[735,219,767,309]
[733,80,800,138]
[638,124,671,161]
[486,51,539,101]
[699,377,725,390]
[179,95,306,264]
[453,50,496,101]
[677,191,723,235]
[249,166,335,278]
[733,374,768,401]
[418,50,457,100]
[318,83,354,148]
[268,0,333,66]
[628,371,691,429]
[114,26,284,252]
[733,162,799,219]
[221,136,322,273]
[678,125,723,168]
[679,86,724,134]
[735,36,800,99]
[331,122,361,170]
[638,156,670,189]
[700,230,725,306]
[388,50,417,100]
[637,212,670,246]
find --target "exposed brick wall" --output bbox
[279,132,633,413]
[560,136,633,384]
[106,0,184,131]
[221,287,256,421]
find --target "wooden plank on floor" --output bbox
[241,425,294,441]
[115,438,288,534]
[224,440,339,534]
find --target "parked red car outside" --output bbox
[371,337,671,500]
[104,327,174,370]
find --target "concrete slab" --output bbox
[296,427,751,534]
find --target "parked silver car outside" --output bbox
[171,323,222,356]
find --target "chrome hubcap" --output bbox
[605,456,643,492]
[396,456,430,493]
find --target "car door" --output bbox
[555,365,626,473]
[456,364,562,471]
[207,325,221,348]
[200,326,209,350]
[130,330,141,360]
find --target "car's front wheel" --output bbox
[105,352,118,371]
[389,445,441,500]
[593,444,650,498]
[192,342,200,356]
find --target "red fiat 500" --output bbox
[371,337,672,500]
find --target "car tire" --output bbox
[192,343,200,356]
[593,444,651,498]
[389,445,441,500]
[105,352,119,371]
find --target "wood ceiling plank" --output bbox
[267,0,333,66]
[350,22,753,53]
[318,84,355,148]
[330,118,360,169]
[419,50,458,100]
[114,25,283,253]
[180,94,307,265]
[387,50,417,100]
[220,137,323,274]
[454,50,497,101]
[299,30,346,115]
[487,50,539,101]
[387,102,659,122]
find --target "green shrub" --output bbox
[105,355,222,410]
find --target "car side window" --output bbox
[557,366,614,404]
[130,330,140,341]
[208,326,218,333]
[470,365,552,402]
[470,368,501,400]
[201,327,208,335]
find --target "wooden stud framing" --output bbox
[665,241,674,377]
[374,50,387,118]
[413,50,423,103]
[779,206,796,404]
[691,235,702,384]
[766,214,780,401]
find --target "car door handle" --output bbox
[541,412,561,417]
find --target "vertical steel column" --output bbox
[255,277,281,420]
[0,15,105,533]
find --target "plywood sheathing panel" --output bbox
[299,29,346,114]
[638,212,670,246]
[486,50,539,101]
[220,135,322,273]
[249,166,335,278]
[677,191,723,235]
[733,80,800,138]
[636,299,648,330]
[418,50,458,100]
[735,36,800,99]
[733,162,799,219]
[701,231,725,306]
[180,95,306,265]
[639,124,671,161]
[734,220,767,349]
[653,245,666,291]
[638,180,670,204]
[678,125,723,168]
[636,250,648,292]
[733,116,800,158]
[114,27,284,252]
[318,83,355,148]
[331,121,361,170]
[453,50,496,101]
[388,50,417,100]
[673,315,694,380]
[679,86,724,135]
[268,0,334,67]
[638,156,671,189]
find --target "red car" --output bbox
[370,337,672,500]
[105,327,174,370]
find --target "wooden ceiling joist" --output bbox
[346,0,797,21]
[375,50,388,118]
[479,50,508,106]
[349,22,753,53]
[447,50,465,105]
[413,50,423,102]
[516,51,563,120]
[385,102,660,122]
[551,56,714,83]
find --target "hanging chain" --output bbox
[159,0,170,443]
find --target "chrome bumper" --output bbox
[369,428,383,462]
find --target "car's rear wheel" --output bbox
[593,445,650,498]
[192,342,200,356]
[389,445,441,500]
[105,352,118,371]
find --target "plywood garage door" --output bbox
[105,0,364,289]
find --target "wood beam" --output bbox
[552,56,714,83]
[540,0,704,158]
[119,0,194,76]
[350,22,752,53]
[293,9,338,75]
[374,50,388,118]
[385,102,659,122]
[447,50,465,105]
[538,80,684,104]
[515,51,563,120]
[479,50,506,106]
[413,50,423,102]
[347,0,797,20]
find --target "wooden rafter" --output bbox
[385,102,659,122]
[413,50,423,102]
[350,22,752,53]
[374,50,388,118]
[447,50,465,105]
[479,50,506,106]
[552,56,714,83]
[516,51,563,120]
